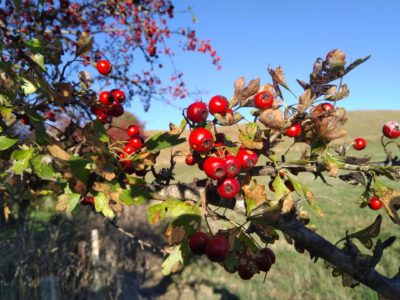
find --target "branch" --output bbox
[250,212,400,300]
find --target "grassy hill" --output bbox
[145,110,400,300]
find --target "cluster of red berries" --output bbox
[188,231,276,280]
[118,124,144,173]
[185,96,259,198]
[90,59,128,124]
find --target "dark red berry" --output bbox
[368,196,382,210]
[254,90,274,110]
[353,138,367,150]
[214,133,225,148]
[81,196,94,206]
[209,95,229,116]
[236,149,258,170]
[205,235,230,262]
[128,136,143,150]
[112,89,126,103]
[237,265,255,280]
[96,59,112,76]
[185,153,196,166]
[189,232,210,255]
[256,249,272,272]
[99,91,112,105]
[45,111,56,122]
[187,101,208,123]
[203,156,227,180]
[189,128,214,152]
[382,121,400,139]
[224,155,241,178]
[217,177,240,198]
[262,247,276,264]
[127,124,140,137]
[286,124,302,137]
[97,112,109,124]
[284,180,294,192]
[109,102,124,117]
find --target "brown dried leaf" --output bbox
[259,109,286,130]
[55,195,69,211]
[298,89,316,113]
[46,144,71,161]
[380,190,400,225]
[242,179,267,214]
[231,77,260,106]
[165,224,186,246]
[76,32,93,57]
[325,84,349,101]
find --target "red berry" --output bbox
[45,111,56,122]
[217,177,240,198]
[112,89,126,103]
[20,115,30,125]
[368,196,382,210]
[99,91,112,105]
[254,90,274,110]
[382,121,400,139]
[224,155,241,178]
[128,136,143,150]
[237,265,255,280]
[353,138,367,150]
[109,102,124,117]
[185,153,196,166]
[284,180,294,192]
[236,149,258,170]
[256,249,272,272]
[81,196,94,206]
[120,156,134,173]
[97,112,109,124]
[262,247,276,264]
[203,157,227,180]
[189,128,214,152]
[209,95,229,116]
[205,235,230,262]
[123,143,135,155]
[189,232,210,255]
[322,102,334,112]
[127,124,140,137]
[187,101,208,123]
[286,124,302,137]
[96,59,112,76]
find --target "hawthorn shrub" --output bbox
[1,1,400,299]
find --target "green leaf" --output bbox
[92,119,109,143]
[65,193,81,212]
[21,77,38,95]
[170,214,201,238]
[31,53,46,71]
[56,186,81,213]
[69,157,91,183]
[24,38,43,52]
[162,244,184,276]
[147,199,201,225]
[145,132,186,153]
[272,175,290,202]
[119,186,150,205]
[94,192,115,218]
[11,147,35,175]
[0,106,13,121]
[30,154,55,180]
[0,136,18,150]
[148,203,168,224]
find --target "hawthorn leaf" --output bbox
[0,136,18,150]
[335,215,382,249]
[162,244,184,276]
[92,119,110,143]
[119,186,150,205]
[30,154,55,180]
[94,192,115,218]
[0,106,13,121]
[242,178,267,215]
[76,32,93,57]
[69,157,91,184]
[11,147,35,175]
[166,214,201,246]
[145,132,186,153]
[148,203,168,224]
[56,192,81,213]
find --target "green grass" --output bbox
[155,110,400,299]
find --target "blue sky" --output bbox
[127,0,400,130]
